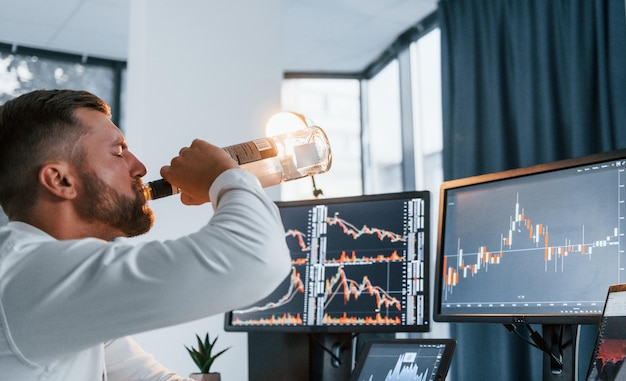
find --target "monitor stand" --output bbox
[541,324,579,381]
[248,332,353,381]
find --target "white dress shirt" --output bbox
[0,169,291,380]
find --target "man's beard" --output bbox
[76,171,154,238]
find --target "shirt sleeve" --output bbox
[1,168,291,363]
[104,337,194,381]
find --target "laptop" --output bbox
[585,283,626,381]
[350,339,456,381]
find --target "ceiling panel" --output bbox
[0,0,437,73]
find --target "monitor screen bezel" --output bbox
[224,190,431,333]
[433,148,626,325]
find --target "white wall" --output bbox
[123,1,283,379]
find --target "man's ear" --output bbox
[39,162,78,200]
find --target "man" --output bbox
[0,89,291,380]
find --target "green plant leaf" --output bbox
[185,333,231,373]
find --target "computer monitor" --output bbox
[224,190,430,333]
[433,148,626,380]
[434,149,626,324]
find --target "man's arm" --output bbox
[2,169,291,363]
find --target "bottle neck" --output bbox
[143,179,180,200]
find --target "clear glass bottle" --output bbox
[143,126,332,200]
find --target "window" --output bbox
[0,43,124,125]
[411,28,443,195]
[280,78,362,201]
[280,23,442,205]
[362,60,404,194]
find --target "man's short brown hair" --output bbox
[0,89,111,218]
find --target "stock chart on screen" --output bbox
[225,191,430,332]
[435,149,626,323]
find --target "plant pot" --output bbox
[189,373,221,381]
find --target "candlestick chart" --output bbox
[438,162,626,316]
[228,193,430,331]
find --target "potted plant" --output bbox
[185,333,231,381]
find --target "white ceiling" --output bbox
[282,0,438,73]
[0,0,437,74]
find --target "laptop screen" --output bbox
[350,339,456,381]
[586,284,626,381]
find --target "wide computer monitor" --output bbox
[433,148,626,380]
[224,190,431,333]
[434,149,626,324]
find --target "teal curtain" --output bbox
[439,0,626,379]
[441,0,626,180]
